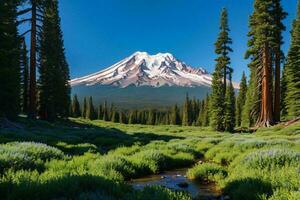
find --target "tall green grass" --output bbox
[0,118,299,199]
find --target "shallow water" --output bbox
[128,168,223,199]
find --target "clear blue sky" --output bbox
[57,0,298,82]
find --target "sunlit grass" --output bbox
[0,118,299,199]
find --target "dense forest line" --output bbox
[1,0,300,131]
[0,0,70,121]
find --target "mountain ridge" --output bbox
[70,52,217,88]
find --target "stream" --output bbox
[128,168,223,199]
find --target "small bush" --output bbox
[0,142,64,173]
[240,149,300,170]
[128,186,192,200]
[56,142,98,155]
[187,163,227,181]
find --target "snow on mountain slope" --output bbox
[70,51,237,88]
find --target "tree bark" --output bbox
[28,1,37,119]
[256,43,274,127]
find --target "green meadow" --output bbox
[0,118,299,200]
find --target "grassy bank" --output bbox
[0,118,299,199]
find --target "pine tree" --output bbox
[103,101,109,121]
[20,38,29,114]
[111,109,119,123]
[236,72,247,127]
[82,97,87,118]
[119,111,127,124]
[18,0,46,119]
[272,0,287,123]
[39,0,70,120]
[182,94,191,126]
[245,0,284,127]
[280,65,288,119]
[171,104,180,125]
[224,70,236,132]
[147,109,156,125]
[97,104,103,120]
[71,95,81,118]
[0,0,20,119]
[210,8,232,131]
[242,14,261,127]
[86,96,96,120]
[284,2,300,119]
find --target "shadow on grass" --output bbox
[0,174,131,200]
[223,177,273,200]
[0,118,183,155]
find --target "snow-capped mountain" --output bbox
[70,52,214,88]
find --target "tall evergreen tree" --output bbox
[280,64,288,119]
[82,97,87,118]
[71,95,81,118]
[147,109,156,125]
[242,14,261,127]
[236,72,247,127]
[119,111,127,124]
[18,0,45,119]
[103,101,109,121]
[247,0,285,126]
[284,2,300,119]
[182,94,191,126]
[224,70,236,132]
[86,96,96,120]
[20,38,29,114]
[210,8,232,131]
[245,0,284,127]
[97,104,103,120]
[272,0,287,123]
[39,0,70,120]
[0,0,20,119]
[111,109,119,123]
[171,104,180,125]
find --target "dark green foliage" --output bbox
[97,104,103,120]
[283,2,300,119]
[82,97,87,118]
[86,96,96,120]
[0,0,20,119]
[119,111,127,124]
[280,65,288,118]
[182,94,191,126]
[38,0,70,120]
[147,109,156,125]
[236,72,247,127]
[103,101,109,121]
[171,105,180,125]
[111,109,119,123]
[198,94,210,127]
[210,8,233,131]
[224,74,236,132]
[242,67,260,127]
[71,95,81,118]
[244,0,287,127]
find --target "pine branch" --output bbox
[17,8,32,16]
[20,29,31,37]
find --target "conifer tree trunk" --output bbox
[257,43,274,127]
[28,1,37,119]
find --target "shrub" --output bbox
[128,186,192,200]
[239,149,300,170]
[187,163,227,181]
[56,142,98,155]
[0,142,64,173]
